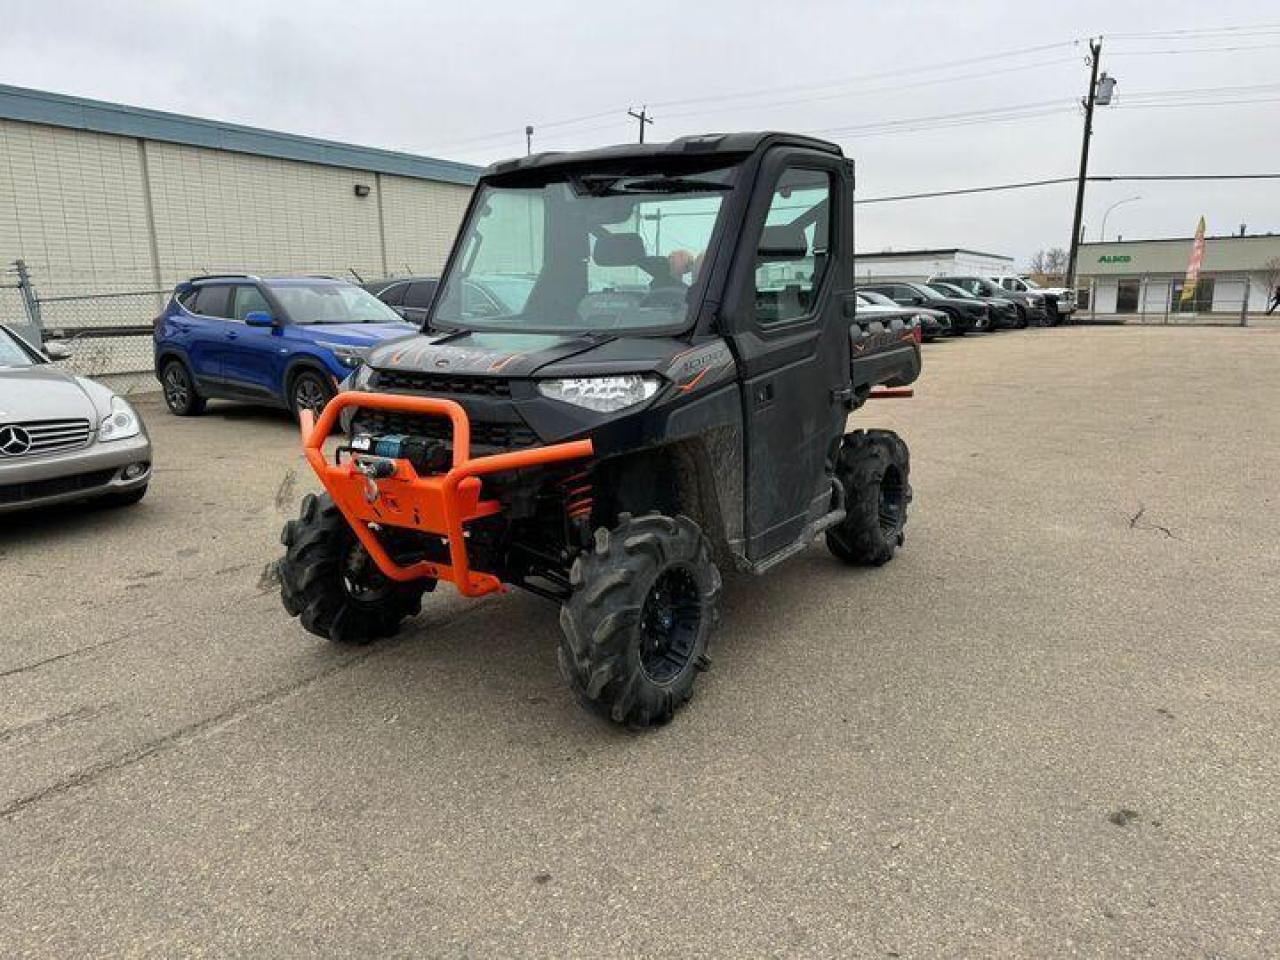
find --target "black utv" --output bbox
[276,132,921,728]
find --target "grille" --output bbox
[352,409,539,450]
[370,369,512,397]
[0,468,116,505]
[0,419,93,457]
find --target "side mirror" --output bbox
[44,341,72,361]
[391,306,409,319]
[910,296,925,305]
[244,311,276,328]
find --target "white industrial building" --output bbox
[853,248,1016,282]
[1075,234,1280,318]
[0,83,480,320]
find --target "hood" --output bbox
[365,330,609,377]
[301,322,419,347]
[0,364,99,423]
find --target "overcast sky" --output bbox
[3,0,1278,266]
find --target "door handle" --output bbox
[754,382,775,409]
[225,331,238,340]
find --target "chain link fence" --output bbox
[1075,275,1277,327]
[1,261,167,395]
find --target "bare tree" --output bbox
[1264,257,1280,314]
[1028,247,1069,281]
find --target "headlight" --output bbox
[99,396,141,442]
[1029,295,1044,306]
[317,342,369,369]
[537,375,661,412]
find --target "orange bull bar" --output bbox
[300,391,593,597]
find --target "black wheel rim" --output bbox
[341,540,392,604]
[294,376,327,416]
[879,467,906,536]
[638,566,701,684]
[163,366,189,409]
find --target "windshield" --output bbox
[268,282,405,325]
[0,328,41,368]
[1020,277,1041,288]
[431,165,737,334]
[929,282,976,299]
[907,283,945,301]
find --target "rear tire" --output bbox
[558,513,721,728]
[279,493,434,645]
[160,360,206,416]
[826,430,911,566]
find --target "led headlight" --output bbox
[537,374,661,412]
[99,396,141,442]
[318,342,369,369]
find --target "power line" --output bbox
[424,39,1085,156]
[856,173,1280,205]
[657,57,1081,123]
[856,178,1077,205]
[1108,42,1280,57]
[647,39,1081,111]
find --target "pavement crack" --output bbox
[0,634,132,680]
[0,705,114,747]
[274,469,298,511]
[1127,501,1182,540]
[0,597,497,822]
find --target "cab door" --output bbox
[721,152,853,562]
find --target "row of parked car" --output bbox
[0,264,1068,515]
[856,274,1076,341]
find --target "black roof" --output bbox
[485,132,843,179]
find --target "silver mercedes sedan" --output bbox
[0,325,152,513]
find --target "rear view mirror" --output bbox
[244,311,276,328]
[44,341,71,361]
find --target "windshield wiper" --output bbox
[576,175,733,196]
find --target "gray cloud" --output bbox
[3,0,1278,265]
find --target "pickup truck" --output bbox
[990,275,1075,325]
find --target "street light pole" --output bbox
[1099,195,1141,241]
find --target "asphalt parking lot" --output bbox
[3,326,1279,957]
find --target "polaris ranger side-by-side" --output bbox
[277,133,921,727]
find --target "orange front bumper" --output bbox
[300,391,593,597]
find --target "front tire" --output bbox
[826,430,911,566]
[289,369,334,422]
[558,513,721,728]
[279,493,433,645]
[160,360,206,416]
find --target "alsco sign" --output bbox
[1098,254,1132,263]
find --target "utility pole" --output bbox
[627,106,654,143]
[525,125,534,156]
[1066,37,1103,294]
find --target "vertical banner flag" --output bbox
[1181,216,1206,304]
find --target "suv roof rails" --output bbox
[186,273,262,284]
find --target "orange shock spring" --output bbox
[562,469,595,525]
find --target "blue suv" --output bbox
[154,275,416,418]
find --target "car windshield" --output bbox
[0,328,40,368]
[431,165,737,334]
[268,282,404,325]
[1021,277,1042,288]
[907,283,945,300]
[930,282,976,299]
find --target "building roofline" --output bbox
[855,247,1015,261]
[0,83,482,187]
[1079,234,1279,246]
